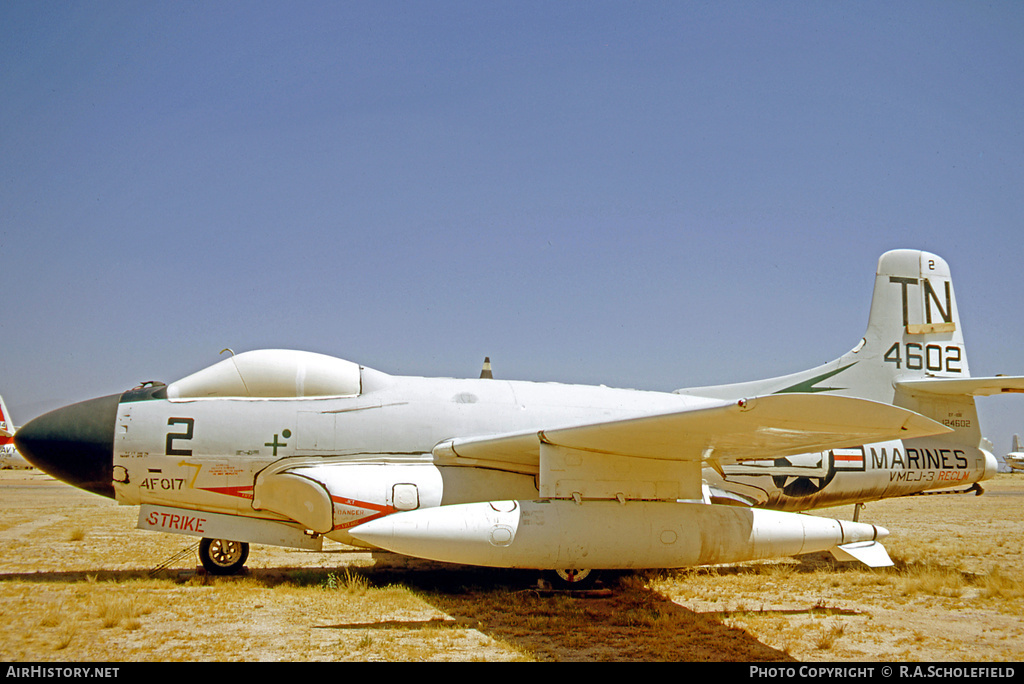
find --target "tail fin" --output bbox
[678,249,1024,448]
[1013,434,1022,453]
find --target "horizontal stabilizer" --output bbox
[895,376,1024,397]
[830,540,893,567]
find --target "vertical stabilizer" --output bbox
[872,251,980,447]
[676,250,991,449]
[865,249,968,385]
[678,249,969,405]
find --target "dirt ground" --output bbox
[0,469,1022,662]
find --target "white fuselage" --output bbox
[112,367,996,547]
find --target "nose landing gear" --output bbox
[198,538,249,575]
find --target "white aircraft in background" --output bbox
[1005,435,1024,472]
[14,249,1024,586]
[0,396,29,470]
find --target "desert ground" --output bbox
[0,469,1022,662]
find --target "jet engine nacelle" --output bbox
[252,460,445,536]
[349,499,891,570]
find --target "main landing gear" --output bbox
[193,538,599,589]
[198,538,249,575]
[545,568,599,590]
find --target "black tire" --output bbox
[546,568,599,590]
[198,538,249,575]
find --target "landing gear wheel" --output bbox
[198,538,249,575]
[546,568,598,590]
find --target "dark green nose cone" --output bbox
[14,394,119,498]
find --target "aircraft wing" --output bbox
[432,393,951,478]
[895,375,1024,397]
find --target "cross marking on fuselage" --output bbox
[265,430,291,456]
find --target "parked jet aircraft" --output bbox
[1006,435,1024,472]
[14,249,1024,585]
[0,396,29,470]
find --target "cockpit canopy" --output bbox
[166,349,362,399]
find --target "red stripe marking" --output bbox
[330,495,398,530]
[198,485,254,499]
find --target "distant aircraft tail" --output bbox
[0,395,13,439]
[677,249,1024,450]
[1014,434,1022,453]
[0,396,31,469]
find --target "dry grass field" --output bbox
[1,469,1022,662]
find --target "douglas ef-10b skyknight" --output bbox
[14,249,1024,586]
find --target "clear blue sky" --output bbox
[2,1,1023,456]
